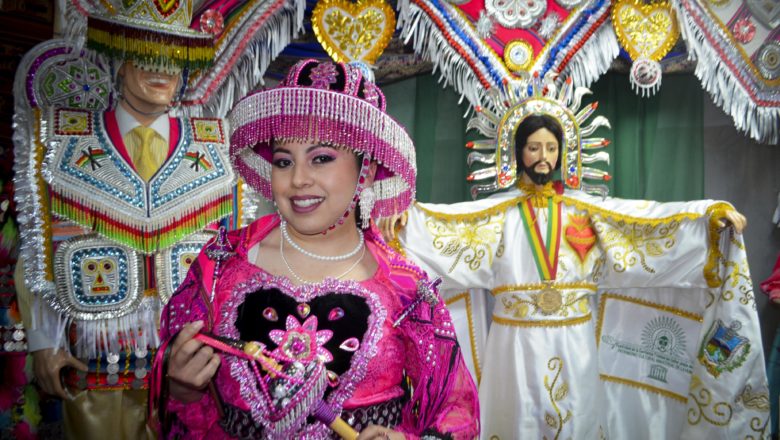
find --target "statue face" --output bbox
[119,62,180,109]
[521,127,560,175]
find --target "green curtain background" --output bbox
[383,72,704,203]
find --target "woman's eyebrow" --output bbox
[306,144,337,153]
[271,145,290,154]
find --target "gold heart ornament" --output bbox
[612,0,680,62]
[312,0,396,65]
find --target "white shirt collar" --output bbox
[116,103,170,143]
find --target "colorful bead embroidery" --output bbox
[184,150,214,171]
[75,146,107,170]
[55,108,92,135]
[190,118,224,143]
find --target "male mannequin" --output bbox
[14,2,238,437]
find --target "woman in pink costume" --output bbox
[152,60,479,439]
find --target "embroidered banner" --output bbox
[597,293,703,402]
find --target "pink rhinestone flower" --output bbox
[732,18,755,44]
[310,63,338,90]
[199,9,224,37]
[269,315,334,363]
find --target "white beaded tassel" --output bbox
[359,185,375,229]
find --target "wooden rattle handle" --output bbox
[329,417,359,440]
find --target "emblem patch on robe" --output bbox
[54,109,92,135]
[597,294,701,402]
[190,118,224,143]
[698,319,750,378]
[564,214,596,262]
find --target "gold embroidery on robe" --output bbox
[544,357,571,440]
[688,375,733,427]
[595,217,682,274]
[424,211,504,272]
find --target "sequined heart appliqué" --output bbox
[612,0,679,62]
[564,215,596,262]
[312,0,396,64]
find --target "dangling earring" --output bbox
[358,186,375,229]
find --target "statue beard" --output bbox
[522,160,555,185]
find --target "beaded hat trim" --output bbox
[85,0,215,72]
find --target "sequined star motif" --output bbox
[537,12,561,40]
[269,315,334,363]
[476,11,496,39]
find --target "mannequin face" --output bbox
[118,62,180,111]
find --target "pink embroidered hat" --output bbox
[229,59,416,218]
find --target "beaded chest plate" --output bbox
[46,110,235,254]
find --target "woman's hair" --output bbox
[514,114,564,171]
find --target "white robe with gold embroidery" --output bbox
[398,187,770,439]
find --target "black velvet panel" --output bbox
[235,288,371,376]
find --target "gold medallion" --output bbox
[537,286,563,315]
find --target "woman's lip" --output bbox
[290,196,324,213]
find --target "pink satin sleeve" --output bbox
[394,287,480,438]
[158,255,224,439]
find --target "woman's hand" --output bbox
[32,348,88,399]
[716,209,747,234]
[167,320,220,403]
[357,424,406,440]
[378,211,408,243]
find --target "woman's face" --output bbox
[271,140,373,235]
[521,127,560,177]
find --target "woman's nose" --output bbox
[291,163,313,187]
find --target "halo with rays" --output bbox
[465,72,612,199]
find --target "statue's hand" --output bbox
[32,348,88,399]
[716,209,747,234]
[378,211,409,243]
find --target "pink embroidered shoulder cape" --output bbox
[157,215,479,439]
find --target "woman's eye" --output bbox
[312,154,335,164]
[272,158,292,168]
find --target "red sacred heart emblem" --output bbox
[565,215,596,262]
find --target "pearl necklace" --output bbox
[280,220,364,261]
[279,233,366,285]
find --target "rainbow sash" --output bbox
[518,197,562,281]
